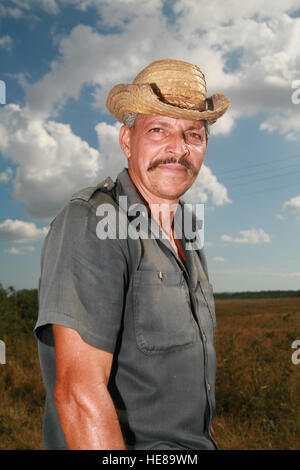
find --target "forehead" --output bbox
[136,114,205,130]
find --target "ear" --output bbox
[119,125,131,160]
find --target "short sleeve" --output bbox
[34,198,128,354]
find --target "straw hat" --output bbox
[106,59,230,124]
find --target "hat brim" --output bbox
[106,83,230,124]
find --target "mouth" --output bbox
[148,157,197,175]
[156,163,187,174]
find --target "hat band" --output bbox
[149,84,207,112]
[163,94,207,111]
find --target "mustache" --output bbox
[147,156,197,175]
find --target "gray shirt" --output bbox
[35,168,217,450]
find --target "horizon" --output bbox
[1,280,299,296]
[0,0,299,292]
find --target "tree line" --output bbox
[0,283,299,336]
[214,289,300,299]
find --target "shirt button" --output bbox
[158,271,163,279]
[207,383,211,391]
[203,333,207,343]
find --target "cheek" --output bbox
[135,141,162,169]
[129,148,153,182]
[190,146,206,170]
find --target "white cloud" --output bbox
[260,110,300,141]
[235,229,271,244]
[0,167,13,183]
[283,195,300,212]
[184,165,231,206]
[221,234,233,242]
[0,0,60,17]
[4,245,35,255]
[95,121,125,179]
[0,104,106,219]
[211,109,237,136]
[0,104,228,219]
[213,256,225,262]
[19,0,300,141]
[0,35,13,52]
[1,0,300,220]
[34,0,60,13]
[0,5,23,19]
[279,272,300,278]
[172,1,300,139]
[24,15,236,119]
[25,19,170,116]
[0,219,48,243]
[71,0,164,28]
[221,228,271,244]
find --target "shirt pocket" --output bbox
[133,270,196,354]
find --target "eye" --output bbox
[147,127,166,139]
[185,131,205,144]
[149,127,163,133]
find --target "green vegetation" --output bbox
[0,284,43,449]
[0,284,299,449]
[214,290,300,299]
[0,284,38,337]
[214,296,300,449]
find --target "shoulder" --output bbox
[49,176,117,228]
[70,176,116,207]
[44,176,116,246]
[43,175,129,259]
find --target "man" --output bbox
[35,59,230,450]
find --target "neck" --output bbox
[128,170,179,236]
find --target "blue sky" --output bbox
[0,0,300,293]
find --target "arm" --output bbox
[53,324,126,450]
[210,424,218,447]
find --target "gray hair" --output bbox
[123,113,140,129]
[123,112,210,138]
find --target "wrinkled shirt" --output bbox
[35,168,217,450]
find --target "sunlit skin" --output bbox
[119,114,208,243]
[52,115,214,450]
[119,114,208,207]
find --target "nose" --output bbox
[165,132,189,158]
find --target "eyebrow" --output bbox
[146,120,205,131]
[146,120,173,128]
[185,126,206,132]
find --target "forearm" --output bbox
[55,382,126,450]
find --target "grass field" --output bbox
[0,290,299,450]
[214,297,300,450]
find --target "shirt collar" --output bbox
[115,167,203,248]
[115,168,145,209]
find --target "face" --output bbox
[119,114,208,205]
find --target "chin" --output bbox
[161,182,192,198]
[157,187,189,200]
